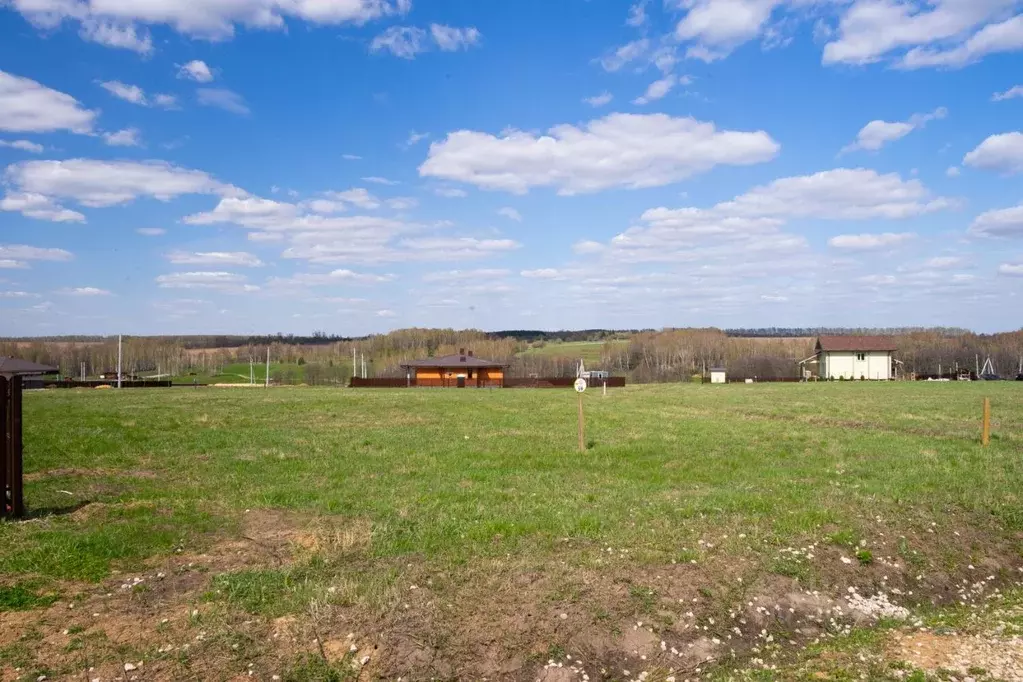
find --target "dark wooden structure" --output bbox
[1,358,57,519]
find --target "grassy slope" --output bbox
[3,383,1022,679]
[518,340,629,363]
[170,362,306,385]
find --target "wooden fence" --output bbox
[349,378,409,388]
[505,377,627,388]
[1,375,24,519]
[349,377,627,389]
[38,379,174,389]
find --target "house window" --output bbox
[856,353,866,361]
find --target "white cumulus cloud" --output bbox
[156,271,258,292]
[0,244,74,271]
[0,140,43,153]
[79,19,153,54]
[497,207,522,222]
[420,113,780,195]
[102,128,143,147]
[675,0,782,62]
[430,24,481,51]
[963,132,1023,174]
[633,75,678,105]
[100,80,146,105]
[842,107,947,153]
[970,204,1023,238]
[897,14,1023,69]
[584,168,950,266]
[992,85,1023,101]
[599,38,650,72]
[584,92,614,107]
[167,251,265,267]
[269,269,397,286]
[370,26,427,58]
[178,60,214,83]
[828,232,916,250]
[11,0,408,42]
[0,192,85,222]
[2,159,236,221]
[5,159,232,207]
[59,286,111,296]
[0,70,97,134]
[658,0,1023,70]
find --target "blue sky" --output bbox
[1,0,1022,336]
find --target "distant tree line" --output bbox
[3,327,1022,383]
[724,327,972,338]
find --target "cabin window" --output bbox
[856,353,866,361]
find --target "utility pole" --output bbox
[80,362,85,382]
[117,335,123,389]
[353,347,357,382]
[250,358,254,385]
[265,347,270,388]
[976,354,980,378]
[361,353,366,379]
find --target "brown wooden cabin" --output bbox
[401,349,507,388]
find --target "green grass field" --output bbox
[518,339,629,364]
[2,383,1022,681]
[170,362,308,385]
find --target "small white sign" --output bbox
[574,378,587,393]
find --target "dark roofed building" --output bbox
[0,358,58,376]
[401,349,507,388]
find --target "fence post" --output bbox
[9,376,22,518]
[577,392,585,453]
[982,397,991,447]
[1,376,8,520]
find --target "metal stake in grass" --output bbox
[982,397,991,447]
[575,378,587,452]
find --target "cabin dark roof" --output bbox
[815,336,897,352]
[0,357,59,376]
[401,353,507,369]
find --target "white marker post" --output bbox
[575,377,587,452]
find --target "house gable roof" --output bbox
[0,357,59,376]
[815,336,897,353]
[401,353,507,369]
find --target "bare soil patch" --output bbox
[3,506,1022,681]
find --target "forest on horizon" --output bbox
[3,326,1022,384]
